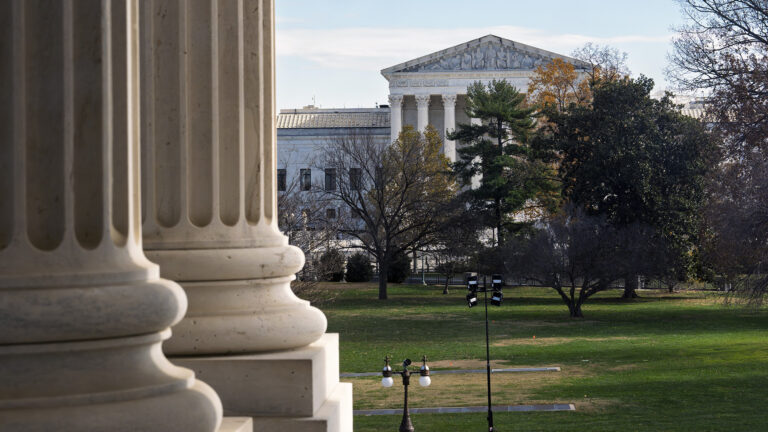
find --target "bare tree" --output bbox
[669,0,768,303]
[278,151,345,282]
[505,209,668,318]
[668,0,768,157]
[571,42,631,83]
[704,157,768,305]
[320,126,457,300]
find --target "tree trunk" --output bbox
[570,303,584,318]
[442,274,450,295]
[623,275,639,298]
[378,260,389,300]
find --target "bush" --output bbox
[387,250,411,283]
[317,249,345,282]
[345,253,373,282]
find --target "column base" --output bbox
[0,331,222,432]
[173,333,353,432]
[219,417,253,432]
[249,382,353,432]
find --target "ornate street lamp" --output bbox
[465,273,504,432]
[381,355,431,432]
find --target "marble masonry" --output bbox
[1,0,351,431]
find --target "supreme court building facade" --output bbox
[277,34,590,184]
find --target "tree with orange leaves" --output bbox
[527,58,591,113]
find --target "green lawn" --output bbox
[317,283,768,431]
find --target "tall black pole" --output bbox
[484,276,494,431]
[399,369,414,432]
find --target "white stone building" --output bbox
[277,34,589,187]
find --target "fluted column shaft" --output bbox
[470,117,483,189]
[415,94,430,132]
[0,1,221,430]
[140,0,326,355]
[388,94,403,143]
[442,94,457,162]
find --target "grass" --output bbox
[317,283,768,431]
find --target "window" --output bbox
[324,168,336,191]
[326,208,337,220]
[277,169,286,191]
[349,168,362,190]
[300,168,311,191]
[351,207,361,219]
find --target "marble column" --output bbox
[0,1,222,430]
[140,1,351,429]
[388,94,403,143]
[416,94,431,132]
[141,0,326,355]
[470,117,483,189]
[442,94,457,162]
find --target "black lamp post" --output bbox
[381,355,431,432]
[466,273,504,432]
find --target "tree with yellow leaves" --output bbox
[527,58,591,112]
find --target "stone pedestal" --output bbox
[176,334,353,432]
[219,418,254,432]
[139,0,351,429]
[0,1,221,430]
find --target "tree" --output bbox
[450,80,558,245]
[572,42,631,83]
[527,58,591,112]
[321,126,456,299]
[345,252,373,282]
[277,157,343,282]
[431,206,484,294]
[528,44,630,115]
[668,0,768,303]
[317,249,345,282]
[540,76,716,298]
[506,209,665,317]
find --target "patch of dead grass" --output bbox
[493,336,632,347]
[347,363,591,410]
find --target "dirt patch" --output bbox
[348,364,593,410]
[493,336,631,347]
[607,363,638,372]
[428,359,511,369]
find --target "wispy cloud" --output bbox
[276,25,673,71]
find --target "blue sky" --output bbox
[275,0,689,110]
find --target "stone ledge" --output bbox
[218,417,253,432]
[172,333,340,417]
[249,382,353,432]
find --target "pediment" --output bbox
[381,35,590,76]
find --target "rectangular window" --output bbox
[277,169,286,191]
[349,168,361,190]
[324,168,336,191]
[300,168,311,191]
[350,207,361,219]
[326,208,337,220]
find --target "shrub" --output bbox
[317,249,345,282]
[387,250,411,283]
[345,252,373,282]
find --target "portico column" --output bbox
[470,117,483,189]
[416,94,431,131]
[0,1,221,430]
[139,2,352,429]
[442,94,457,162]
[140,0,326,355]
[389,94,403,143]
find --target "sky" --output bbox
[275,0,690,110]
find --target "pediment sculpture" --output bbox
[400,42,551,72]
